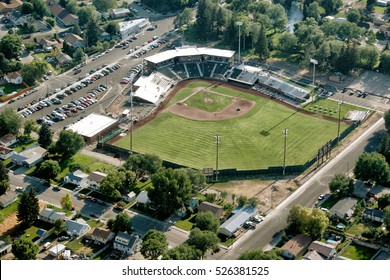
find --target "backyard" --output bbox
[341,243,378,260]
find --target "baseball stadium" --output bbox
[111,46,367,173]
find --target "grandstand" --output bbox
[172,64,188,80]
[131,72,173,105]
[186,62,202,78]
[202,61,216,78]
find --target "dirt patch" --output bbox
[168,97,255,121]
[208,179,298,214]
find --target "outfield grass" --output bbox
[186,91,232,112]
[114,81,349,170]
[304,98,369,119]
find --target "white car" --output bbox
[318,194,325,200]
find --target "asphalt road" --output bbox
[211,117,386,260]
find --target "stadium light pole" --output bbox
[310,58,318,102]
[337,101,342,144]
[282,128,288,176]
[129,83,133,154]
[214,134,222,182]
[236,21,243,65]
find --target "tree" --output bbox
[149,169,193,217]
[0,108,24,136]
[220,191,228,201]
[179,168,206,189]
[248,197,259,208]
[23,119,38,137]
[21,2,34,14]
[320,0,343,15]
[66,0,78,14]
[359,45,380,70]
[223,203,234,215]
[46,17,55,27]
[329,173,354,197]
[0,161,9,183]
[187,228,220,258]
[380,50,390,74]
[174,8,192,27]
[354,152,390,185]
[85,17,101,46]
[195,211,220,233]
[61,193,73,211]
[77,5,98,26]
[384,206,390,229]
[99,170,123,200]
[140,229,168,260]
[38,160,60,181]
[30,0,50,18]
[53,219,66,235]
[335,44,358,74]
[93,0,116,12]
[239,248,283,260]
[38,123,52,148]
[378,132,390,162]
[107,212,131,233]
[347,8,361,23]
[17,189,40,228]
[72,22,81,35]
[306,2,323,22]
[384,110,390,131]
[237,195,248,207]
[12,238,38,260]
[21,60,48,85]
[162,244,202,260]
[54,130,84,159]
[0,180,10,196]
[0,33,23,59]
[268,4,287,32]
[255,25,269,60]
[366,0,376,12]
[73,48,85,61]
[106,22,119,36]
[288,205,329,239]
[125,154,163,177]
[277,32,297,53]
[378,194,390,210]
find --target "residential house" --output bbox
[63,33,86,49]
[281,234,312,260]
[0,240,12,257]
[0,145,13,160]
[0,191,18,208]
[11,145,47,168]
[303,250,325,260]
[91,228,115,245]
[39,208,66,224]
[37,38,58,53]
[135,190,150,206]
[63,169,88,186]
[66,218,90,237]
[198,201,223,218]
[0,0,22,13]
[113,231,140,256]
[6,10,31,26]
[122,191,136,203]
[307,241,337,260]
[353,180,368,199]
[49,4,78,27]
[329,197,358,220]
[363,208,385,223]
[0,134,17,147]
[4,71,23,85]
[86,171,107,190]
[110,8,130,19]
[219,206,258,237]
[55,53,72,67]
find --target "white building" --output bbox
[39,208,66,224]
[119,18,149,40]
[49,244,66,257]
[86,171,107,189]
[110,8,130,19]
[113,231,140,255]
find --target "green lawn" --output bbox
[319,195,340,209]
[186,90,233,112]
[341,244,377,260]
[0,199,20,219]
[270,50,300,64]
[304,98,369,119]
[0,83,27,95]
[114,81,349,170]
[374,5,385,14]
[174,214,196,231]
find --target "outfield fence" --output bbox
[97,121,360,181]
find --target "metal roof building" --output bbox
[219,206,258,237]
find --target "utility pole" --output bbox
[129,83,133,154]
[214,134,221,182]
[310,58,318,102]
[236,21,243,65]
[282,129,288,176]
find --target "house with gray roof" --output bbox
[49,4,78,27]
[0,240,12,257]
[11,145,47,168]
[219,206,258,237]
[303,250,325,260]
[64,33,85,49]
[330,197,358,220]
[39,208,66,224]
[198,201,223,218]
[363,208,385,223]
[91,228,114,245]
[55,53,72,67]
[66,218,90,237]
[136,190,150,205]
[113,231,140,256]
[0,134,18,147]
[63,170,88,186]
[0,191,18,208]
[308,241,337,260]
[0,145,14,160]
[86,171,107,189]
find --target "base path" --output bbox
[168,97,255,121]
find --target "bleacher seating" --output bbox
[213,63,231,78]
[158,67,179,81]
[186,63,201,78]
[172,64,188,80]
[202,62,216,78]
[229,68,243,79]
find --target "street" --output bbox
[211,117,386,260]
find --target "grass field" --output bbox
[341,244,377,260]
[114,81,349,170]
[304,98,369,118]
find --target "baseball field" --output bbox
[113,81,349,170]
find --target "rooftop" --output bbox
[67,113,118,138]
[330,197,358,216]
[281,234,312,257]
[119,18,148,32]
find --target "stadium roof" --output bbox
[133,72,173,104]
[66,113,117,138]
[145,46,235,64]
